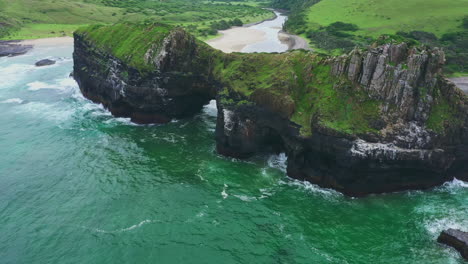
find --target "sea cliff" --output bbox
[73,23,468,196]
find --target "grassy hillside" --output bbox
[0,0,272,40]
[281,0,468,75]
[305,0,468,37]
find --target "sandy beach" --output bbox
[21,37,74,47]
[207,27,267,53]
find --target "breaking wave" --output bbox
[27,78,77,91]
[279,178,342,197]
[1,98,24,104]
[267,152,287,173]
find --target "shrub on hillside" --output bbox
[463,16,468,29]
[326,22,359,32]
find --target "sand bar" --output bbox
[206,27,267,53]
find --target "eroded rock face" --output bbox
[216,43,468,196]
[215,100,459,196]
[74,24,468,196]
[438,229,468,260]
[73,28,218,123]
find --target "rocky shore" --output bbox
[0,40,32,57]
[438,229,468,260]
[73,23,468,196]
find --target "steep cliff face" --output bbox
[215,42,467,196]
[73,23,220,123]
[74,23,468,196]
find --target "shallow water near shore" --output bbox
[0,41,467,263]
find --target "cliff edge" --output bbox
[73,23,468,196]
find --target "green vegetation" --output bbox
[279,0,468,74]
[215,51,380,136]
[303,0,467,37]
[0,0,273,40]
[76,23,173,72]
[426,89,465,134]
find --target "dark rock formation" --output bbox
[73,25,218,123]
[73,23,468,196]
[0,40,32,57]
[216,43,467,196]
[35,59,56,67]
[438,229,468,260]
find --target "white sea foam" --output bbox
[1,98,24,104]
[202,100,218,117]
[0,64,36,89]
[233,194,257,202]
[221,184,229,199]
[103,117,140,126]
[267,152,287,173]
[444,178,468,188]
[425,217,468,238]
[432,178,468,194]
[259,188,275,199]
[280,178,342,197]
[92,219,153,234]
[27,81,60,91]
[27,78,77,91]
[12,101,73,121]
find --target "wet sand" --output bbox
[21,37,74,47]
[278,31,311,51]
[206,27,267,53]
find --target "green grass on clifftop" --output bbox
[216,51,380,136]
[76,23,173,72]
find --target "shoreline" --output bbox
[206,10,279,53]
[21,37,73,47]
[0,37,73,57]
[278,30,312,51]
[207,10,311,53]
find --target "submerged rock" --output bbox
[438,229,468,260]
[73,23,468,196]
[0,40,32,57]
[35,59,56,67]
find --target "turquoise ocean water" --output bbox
[0,42,467,263]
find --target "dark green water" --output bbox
[0,43,467,264]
